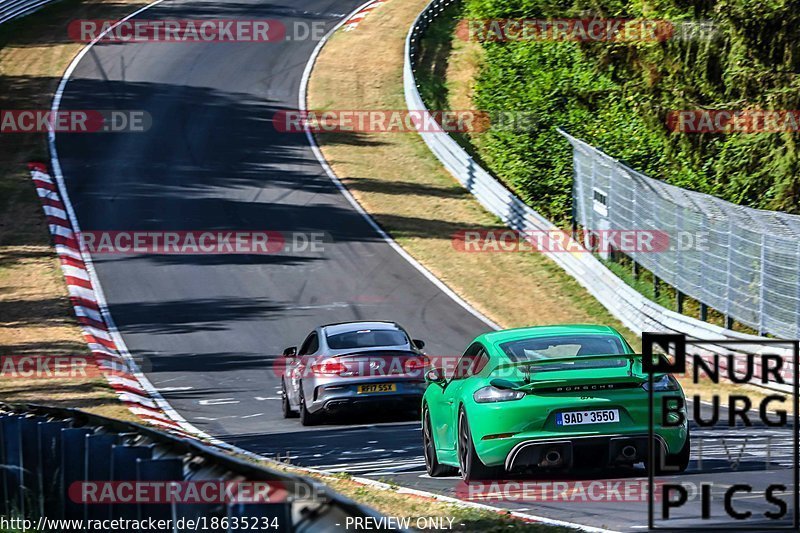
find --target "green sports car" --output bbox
[422,325,690,480]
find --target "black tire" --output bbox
[650,436,690,475]
[669,436,691,473]
[281,380,298,419]
[457,408,502,481]
[299,388,320,426]
[423,406,458,477]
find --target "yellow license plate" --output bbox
[357,383,397,394]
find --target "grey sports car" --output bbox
[280,321,428,425]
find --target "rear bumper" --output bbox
[465,389,688,467]
[322,394,423,412]
[504,433,665,471]
[308,380,426,413]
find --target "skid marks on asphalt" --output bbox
[321,457,426,475]
[294,425,425,475]
[228,422,427,474]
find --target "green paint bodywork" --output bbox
[423,325,688,469]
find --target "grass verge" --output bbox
[0,0,150,421]
[315,473,568,532]
[263,462,569,532]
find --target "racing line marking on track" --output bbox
[197,398,240,406]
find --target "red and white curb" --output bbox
[28,161,194,437]
[342,0,385,31]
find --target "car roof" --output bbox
[321,321,402,336]
[478,324,623,347]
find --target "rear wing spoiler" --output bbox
[330,349,421,358]
[492,352,646,372]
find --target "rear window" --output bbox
[326,329,409,350]
[500,335,626,363]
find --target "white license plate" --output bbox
[556,409,619,426]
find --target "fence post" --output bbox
[136,458,184,526]
[85,433,119,521]
[111,444,153,522]
[724,218,733,330]
[794,244,800,377]
[1,416,23,516]
[227,503,292,533]
[61,427,92,520]
[39,420,69,520]
[758,232,766,336]
[20,417,41,518]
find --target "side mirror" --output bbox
[425,367,444,383]
[283,346,297,357]
[412,339,425,350]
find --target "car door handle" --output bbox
[446,399,454,405]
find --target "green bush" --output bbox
[462,0,800,224]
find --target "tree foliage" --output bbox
[464,0,800,223]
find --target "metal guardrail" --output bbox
[0,403,393,531]
[403,0,795,391]
[0,0,59,25]
[565,130,800,340]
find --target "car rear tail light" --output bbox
[311,361,347,375]
[474,386,525,403]
[641,374,679,391]
[404,357,428,372]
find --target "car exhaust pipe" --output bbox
[621,445,637,460]
[540,449,562,467]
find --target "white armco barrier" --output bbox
[403,0,796,393]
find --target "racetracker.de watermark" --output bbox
[273,110,546,133]
[68,19,328,42]
[456,18,675,42]
[457,480,661,502]
[667,110,800,133]
[0,355,104,379]
[450,229,710,253]
[0,110,150,133]
[274,110,490,133]
[69,481,288,504]
[76,231,326,254]
[273,354,429,378]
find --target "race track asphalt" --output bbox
[53,0,797,529]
